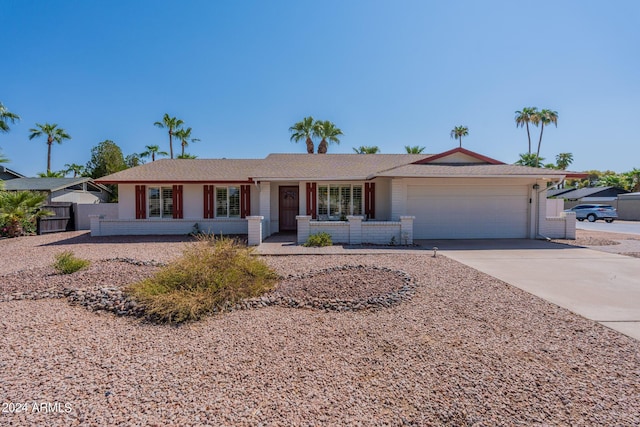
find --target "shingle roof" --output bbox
[254,154,429,180]
[97,154,431,183]
[96,153,571,183]
[550,186,629,200]
[375,163,566,178]
[0,166,25,180]
[3,177,110,193]
[96,159,266,183]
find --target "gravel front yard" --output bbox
[1,232,639,426]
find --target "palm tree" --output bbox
[140,144,168,162]
[599,174,624,188]
[405,145,425,154]
[64,163,86,177]
[515,153,542,167]
[289,116,317,154]
[555,152,573,170]
[534,109,558,167]
[315,120,343,154]
[0,191,52,237]
[0,102,20,133]
[353,146,380,154]
[0,151,8,163]
[450,126,468,148]
[177,153,198,159]
[37,170,65,177]
[28,123,71,173]
[623,168,640,192]
[174,127,200,157]
[515,107,538,154]
[154,114,184,159]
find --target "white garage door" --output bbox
[407,185,529,239]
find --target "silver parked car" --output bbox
[564,204,618,223]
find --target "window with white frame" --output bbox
[216,186,240,217]
[148,187,173,218]
[317,184,363,219]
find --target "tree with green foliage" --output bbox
[0,151,8,163]
[0,191,52,237]
[64,163,86,177]
[623,168,640,192]
[315,120,343,154]
[28,123,71,173]
[515,107,538,154]
[140,144,168,162]
[37,170,65,177]
[154,114,183,159]
[289,116,317,154]
[450,125,468,148]
[0,102,20,133]
[533,109,558,167]
[353,145,380,154]
[555,152,573,170]
[177,153,197,159]
[86,140,127,178]
[405,145,425,154]
[515,153,543,167]
[125,153,144,168]
[174,127,200,157]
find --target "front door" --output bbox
[279,186,299,231]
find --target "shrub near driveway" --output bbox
[126,236,278,323]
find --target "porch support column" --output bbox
[259,182,271,237]
[347,215,363,244]
[89,215,104,237]
[400,215,415,245]
[247,216,264,246]
[296,215,311,244]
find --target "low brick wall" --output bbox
[296,216,414,245]
[90,217,248,237]
[540,212,576,239]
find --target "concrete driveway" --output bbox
[420,239,640,340]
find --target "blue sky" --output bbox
[1,0,638,176]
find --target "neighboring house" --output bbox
[0,166,25,181]
[2,177,112,204]
[94,147,580,243]
[548,186,629,201]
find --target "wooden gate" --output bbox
[37,202,75,234]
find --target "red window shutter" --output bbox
[172,185,183,219]
[240,185,251,218]
[135,185,146,219]
[306,183,317,219]
[364,182,375,219]
[203,185,214,218]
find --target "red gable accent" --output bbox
[413,147,505,165]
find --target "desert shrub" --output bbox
[54,251,91,274]
[126,236,278,323]
[303,231,333,247]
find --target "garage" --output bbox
[407,184,529,239]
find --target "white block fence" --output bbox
[296,215,415,245]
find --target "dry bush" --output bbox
[127,236,278,323]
